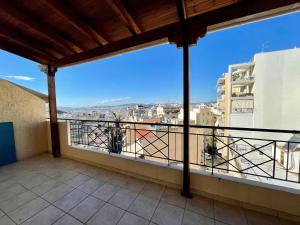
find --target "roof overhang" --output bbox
[0,0,299,67]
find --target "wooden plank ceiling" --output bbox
[0,0,299,67]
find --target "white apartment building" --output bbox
[178,105,215,126]
[156,105,164,117]
[216,48,300,185]
[217,48,300,135]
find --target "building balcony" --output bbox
[232,76,255,85]
[232,93,254,99]
[1,120,300,225]
[218,77,225,84]
[217,86,225,94]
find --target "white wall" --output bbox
[253,48,300,140]
[229,113,254,138]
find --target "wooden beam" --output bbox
[0,23,64,59]
[53,0,300,67]
[0,38,49,64]
[176,0,186,21]
[44,65,61,157]
[43,0,108,45]
[0,1,83,54]
[175,0,192,197]
[0,34,56,62]
[106,0,142,35]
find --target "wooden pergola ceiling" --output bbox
[0,0,299,67]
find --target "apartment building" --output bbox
[216,48,300,184]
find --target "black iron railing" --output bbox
[67,119,300,185]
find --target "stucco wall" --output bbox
[0,79,48,160]
[253,48,300,140]
[48,121,300,219]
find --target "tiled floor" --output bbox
[0,154,299,225]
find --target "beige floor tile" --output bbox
[108,173,128,187]
[0,184,26,202]
[54,189,88,212]
[42,183,74,203]
[0,191,37,213]
[31,179,63,195]
[108,188,138,210]
[128,194,159,220]
[19,174,49,189]
[77,178,105,194]
[80,166,99,177]
[8,197,49,224]
[87,203,125,225]
[69,196,105,223]
[151,202,184,225]
[0,215,15,225]
[22,205,64,225]
[186,195,214,218]
[117,212,149,225]
[57,170,79,182]
[161,187,187,208]
[0,179,17,191]
[92,183,121,201]
[53,214,83,225]
[125,177,145,192]
[140,182,165,200]
[182,210,214,225]
[64,174,91,188]
[245,210,281,225]
[214,201,248,225]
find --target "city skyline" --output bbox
[0,11,300,107]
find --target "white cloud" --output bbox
[96,97,131,105]
[4,75,36,81]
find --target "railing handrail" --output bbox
[55,118,300,134]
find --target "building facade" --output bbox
[0,79,48,160]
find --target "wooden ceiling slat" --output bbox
[185,0,240,18]
[0,1,82,54]
[0,0,299,66]
[0,23,64,59]
[106,0,142,35]
[0,37,50,64]
[0,35,56,62]
[42,0,109,46]
[53,0,300,67]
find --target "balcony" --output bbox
[217,86,225,94]
[0,119,299,224]
[1,1,300,224]
[232,93,254,100]
[232,76,255,85]
[218,77,225,85]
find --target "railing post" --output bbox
[273,141,277,178]
[181,26,191,197]
[212,128,215,175]
[42,64,60,157]
[168,126,170,166]
[134,124,137,160]
[298,159,300,183]
[286,142,290,180]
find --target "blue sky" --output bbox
[1,12,300,107]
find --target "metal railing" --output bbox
[67,119,300,185]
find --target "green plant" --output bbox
[206,138,217,156]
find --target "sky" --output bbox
[1,11,300,107]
